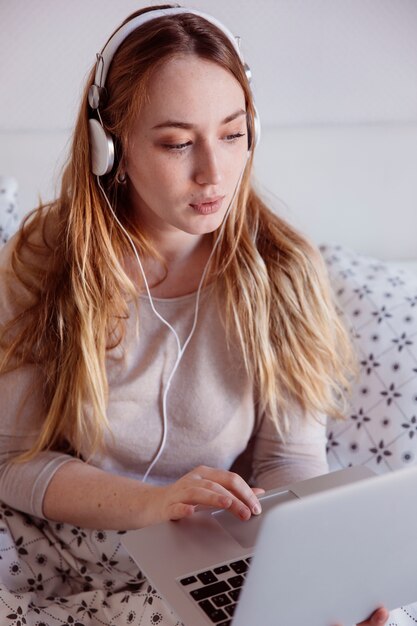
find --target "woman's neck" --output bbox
[130,233,214,299]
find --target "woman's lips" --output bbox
[189,196,225,215]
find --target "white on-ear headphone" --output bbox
[88,6,261,176]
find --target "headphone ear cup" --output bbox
[88,118,115,176]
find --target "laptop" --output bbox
[122,465,417,626]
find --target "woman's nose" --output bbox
[194,143,221,186]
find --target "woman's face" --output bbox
[125,54,249,240]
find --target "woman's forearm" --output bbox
[43,460,159,530]
[43,461,264,530]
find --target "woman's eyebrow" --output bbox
[151,108,246,130]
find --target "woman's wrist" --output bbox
[43,460,162,530]
[127,482,165,529]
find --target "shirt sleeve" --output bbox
[251,407,329,490]
[0,236,80,519]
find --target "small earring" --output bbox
[116,171,127,184]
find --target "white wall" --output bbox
[1,0,416,259]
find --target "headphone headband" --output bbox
[89,8,244,111]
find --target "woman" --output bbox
[0,5,389,625]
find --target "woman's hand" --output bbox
[147,465,264,525]
[357,608,390,626]
[335,606,389,626]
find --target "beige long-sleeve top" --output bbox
[0,232,329,520]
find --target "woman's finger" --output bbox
[168,502,196,521]
[357,607,389,626]
[189,477,260,519]
[192,466,262,515]
[333,606,390,626]
[179,481,254,520]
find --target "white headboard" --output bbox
[0,0,416,261]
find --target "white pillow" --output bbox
[0,176,19,245]
[321,243,417,474]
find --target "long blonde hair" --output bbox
[0,5,356,461]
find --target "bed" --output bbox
[1,2,416,624]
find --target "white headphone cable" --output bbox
[96,155,248,481]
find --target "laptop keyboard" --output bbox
[178,555,252,624]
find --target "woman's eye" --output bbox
[224,132,246,142]
[161,132,245,152]
[162,141,192,152]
